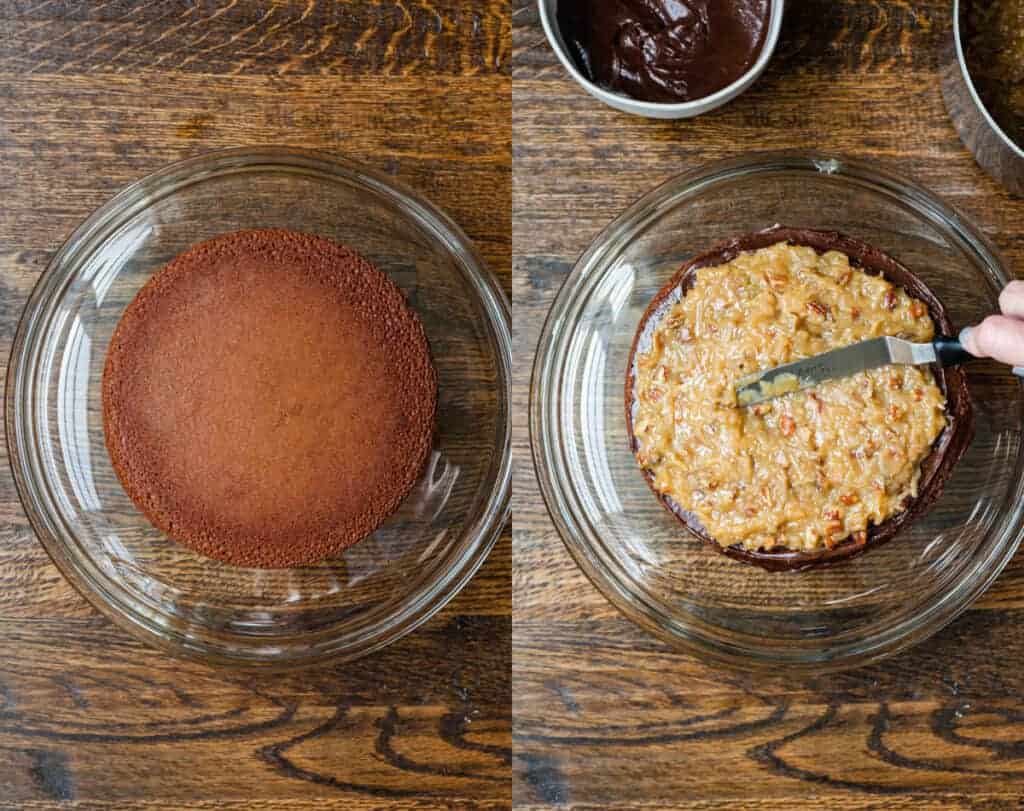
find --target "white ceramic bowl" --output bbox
[538,0,785,119]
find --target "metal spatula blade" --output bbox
[735,336,970,407]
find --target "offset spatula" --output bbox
[735,336,977,407]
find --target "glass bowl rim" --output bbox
[529,149,1024,674]
[6,145,512,670]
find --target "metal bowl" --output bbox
[941,0,1024,195]
[537,0,786,120]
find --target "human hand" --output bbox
[960,280,1024,376]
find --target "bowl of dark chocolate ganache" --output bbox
[538,0,784,118]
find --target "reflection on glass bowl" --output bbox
[7,147,511,668]
[531,152,1024,673]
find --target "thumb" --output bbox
[961,316,1024,368]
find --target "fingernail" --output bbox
[959,326,975,352]
[1014,367,1024,378]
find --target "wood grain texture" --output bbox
[0,0,510,76]
[0,1,510,808]
[513,0,1024,807]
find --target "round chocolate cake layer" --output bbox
[102,229,437,568]
[625,226,974,572]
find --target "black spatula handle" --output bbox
[933,336,973,368]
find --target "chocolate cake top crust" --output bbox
[102,229,437,568]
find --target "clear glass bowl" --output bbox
[531,152,1024,673]
[7,147,511,668]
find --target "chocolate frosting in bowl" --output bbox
[625,226,974,572]
[556,0,771,103]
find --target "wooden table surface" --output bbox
[0,2,510,808]
[513,1,1024,808]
